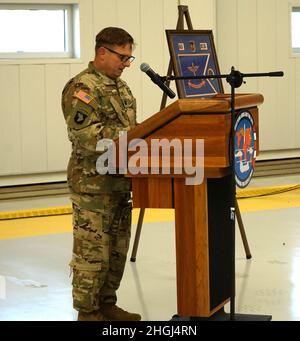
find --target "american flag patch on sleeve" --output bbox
[74,90,93,104]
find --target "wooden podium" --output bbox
[117,93,264,318]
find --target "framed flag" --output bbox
[166,30,224,99]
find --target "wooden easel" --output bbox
[130,5,251,262]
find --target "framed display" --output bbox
[166,30,224,99]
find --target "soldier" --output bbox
[61,27,141,321]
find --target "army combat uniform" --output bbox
[61,62,137,313]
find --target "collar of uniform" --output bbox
[88,61,122,86]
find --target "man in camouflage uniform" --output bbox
[61,27,141,321]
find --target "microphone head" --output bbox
[140,63,150,72]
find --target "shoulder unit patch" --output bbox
[74,111,88,125]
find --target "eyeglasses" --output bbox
[104,46,135,63]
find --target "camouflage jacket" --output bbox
[61,62,137,197]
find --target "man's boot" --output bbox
[99,304,141,321]
[77,310,107,321]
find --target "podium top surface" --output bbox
[176,93,264,113]
[126,93,263,141]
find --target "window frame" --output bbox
[291,5,300,56]
[0,3,79,59]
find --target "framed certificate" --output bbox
[166,30,224,98]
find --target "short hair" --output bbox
[95,27,134,53]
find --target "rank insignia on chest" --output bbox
[74,111,87,124]
[74,90,92,104]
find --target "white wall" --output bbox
[0,0,216,185]
[216,0,300,158]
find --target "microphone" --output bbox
[140,63,176,99]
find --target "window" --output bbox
[291,7,300,54]
[0,4,80,59]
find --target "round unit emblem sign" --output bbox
[234,111,257,188]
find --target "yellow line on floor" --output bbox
[238,188,300,212]
[0,184,300,240]
[0,215,72,240]
[0,209,175,241]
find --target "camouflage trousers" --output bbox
[69,192,132,313]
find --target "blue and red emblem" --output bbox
[234,111,257,188]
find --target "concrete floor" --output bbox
[0,175,300,321]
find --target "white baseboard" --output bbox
[0,172,67,187]
[257,149,300,161]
